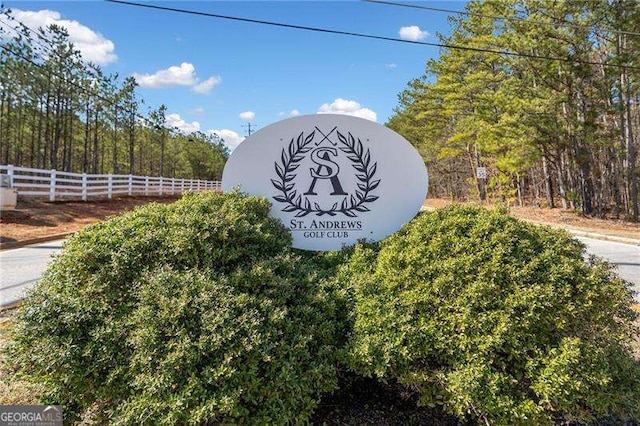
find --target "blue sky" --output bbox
[2,1,464,149]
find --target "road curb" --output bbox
[0,233,72,251]
[0,300,22,312]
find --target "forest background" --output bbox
[0,5,228,182]
[1,1,638,220]
[388,0,639,221]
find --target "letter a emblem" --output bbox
[305,147,347,195]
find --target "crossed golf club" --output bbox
[314,126,338,146]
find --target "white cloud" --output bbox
[317,98,377,122]
[278,110,300,118]
[133,62,197,88]
[208,129,244,151]
[385,63,397,68]
[192,75,222,94]
[191,107,205,114]
[165,113,200,134]
[9,9,117,65]
[239,111,255,121]
[133,63,222,94]
[399,26,429,41]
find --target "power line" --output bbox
[105,0,640,72]
[0,10,239,149]
[0,13,228,138]
[1,16,128,109]
[0,10,162,129]
[0,16,95,80]
[364,0,640,38]
[0,37,564,124]
[0,42,154,128]
[0,15,101,79]
[0,16,55,58]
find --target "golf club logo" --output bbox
[271,127,380,217]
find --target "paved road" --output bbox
[0,236,638,307]
[0,240,64,307]
[576,237,640,300]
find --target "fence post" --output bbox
[107,174,113,199]
[7,164,14,188]
[82,173,87,201]
[181,178,185,194]
[128,175,133,196]
[145,176,149,196]
[189,179,193,191]
[159,177,163,196]
[49,169,56,202]
[171,178,175,195]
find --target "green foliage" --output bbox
[344,206,640,424]
[5,197,640,424]
[6,191,345,423]
[387,0,640,216]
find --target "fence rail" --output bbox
[0,165,221,201]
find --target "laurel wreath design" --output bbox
[271,130,380,217]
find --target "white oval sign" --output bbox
[222,114,428,251]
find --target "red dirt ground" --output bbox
[0,195,181,248]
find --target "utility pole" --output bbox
[242,122,257,137]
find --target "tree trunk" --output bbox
[625,77,638,220]
[93,106,99,174]
[83,100,90,172]
[129,115,135,174]
[542,154,555,208]
[468,144,486,202]
[112,106,118,174]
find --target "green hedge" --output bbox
[344,205,640,424]
[5,198,639,424]
[6,192,346,423]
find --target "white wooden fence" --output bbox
[0,165,221,201]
